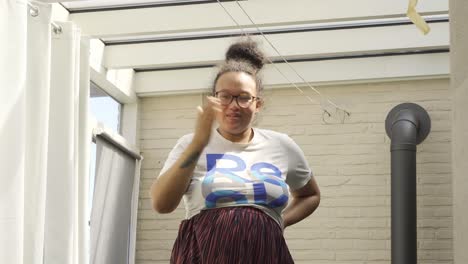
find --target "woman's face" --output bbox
[214,71,261,136]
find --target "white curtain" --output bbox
[0,1,90,263]
[0,1,29,263]
[90,132,142,264]
[44,21,90,264]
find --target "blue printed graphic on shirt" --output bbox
[202,153,289,209]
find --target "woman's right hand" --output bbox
[151,96,221,214]
[192,96,222,148]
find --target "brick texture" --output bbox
[136,79,452,263]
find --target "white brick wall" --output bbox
[137,78,452,263]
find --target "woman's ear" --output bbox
[255,98,263,112]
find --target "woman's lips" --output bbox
[226,113,241,120]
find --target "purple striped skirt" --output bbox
[170,206,294,264]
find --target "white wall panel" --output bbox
[70,0,448,38]
[134,52,449,96]
[104,22,449,69]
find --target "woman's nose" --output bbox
[227,98,240,109]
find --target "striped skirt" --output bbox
[170,206,294,264]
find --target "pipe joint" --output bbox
[392,109,419,128]
[391,143,417,152]
[385,103,431,145]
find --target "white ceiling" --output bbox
[57,0,450,96]
[61,0,210,11]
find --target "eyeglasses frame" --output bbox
[214,91,260,108]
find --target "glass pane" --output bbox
[90,82,122,133]
[88,82,122,251]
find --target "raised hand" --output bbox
[192,96,222,148]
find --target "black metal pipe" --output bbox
[391,110,418,264]
[385,103,431,264]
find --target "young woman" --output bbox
[150,40,320,264]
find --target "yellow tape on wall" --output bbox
[407,0,431,35]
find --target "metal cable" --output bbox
[216,0,351,123]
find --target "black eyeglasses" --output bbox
[214,91,259,108]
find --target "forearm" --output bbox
[151,141,204,213]
[282,193,320,228]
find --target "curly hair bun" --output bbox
[225,40,266,71]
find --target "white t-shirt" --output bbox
[159,128,312,226]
